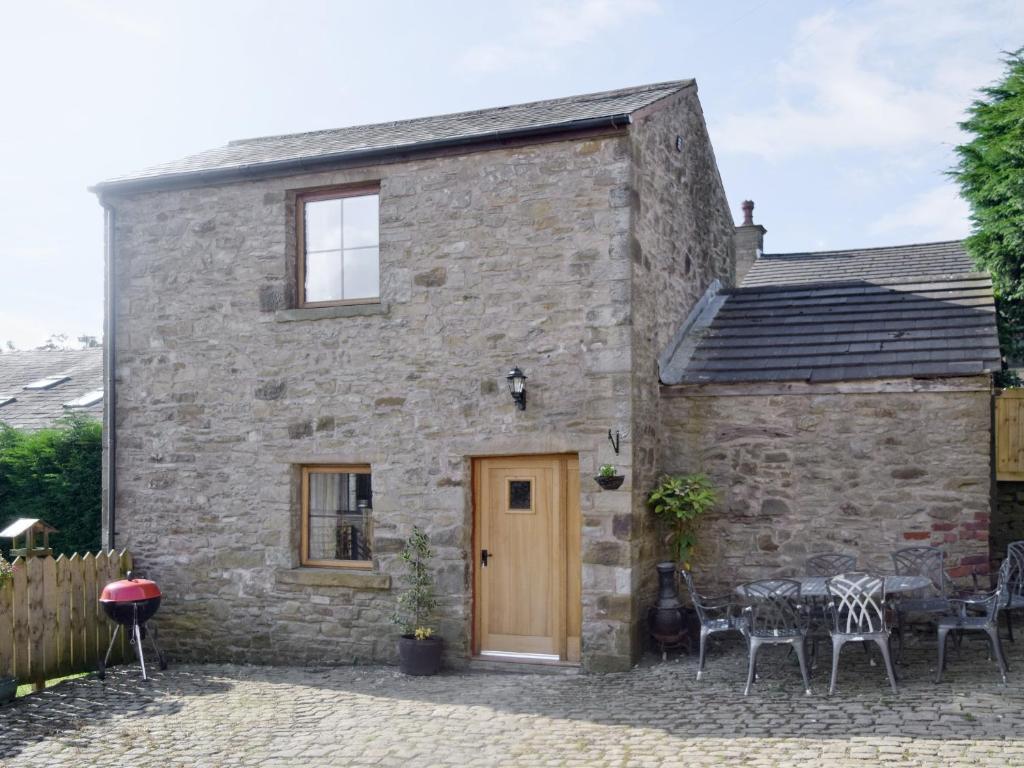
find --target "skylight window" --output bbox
[63,390,103,409]
[0,396,15,408]
[23,375,71,391]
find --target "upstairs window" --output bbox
[298,185,380,307]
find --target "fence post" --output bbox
[12,558,28,683]
[55,555,72,676]
[0,573,12,678]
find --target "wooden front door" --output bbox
[473,455,580,662]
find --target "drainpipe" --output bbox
[101,198,117,551]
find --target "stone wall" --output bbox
[660,379,993,593]
[627,84,735,652]
[106,133,639,670]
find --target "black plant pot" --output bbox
[594,474,625,490]
[398,635,443,676]
[0,676,16,705]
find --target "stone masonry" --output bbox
[102,87,734,671]
[660,378,993,592]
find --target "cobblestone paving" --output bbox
[2,633,1023,767]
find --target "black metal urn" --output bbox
[647,562,688,658]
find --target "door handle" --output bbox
[481,549,493,567]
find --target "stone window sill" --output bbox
[275,568,391,590]
[275,303,389,322]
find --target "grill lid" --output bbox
[100,573,161,603]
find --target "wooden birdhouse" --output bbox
[0,518,57,558]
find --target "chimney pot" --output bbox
[741,200,755,226]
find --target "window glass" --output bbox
[302,191,379,305]
[343,247,380,300]
[304,199,342,252]
[305,468,373,564]
[305,250,343,303]
[343,194,379,248]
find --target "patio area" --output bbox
[1,633,1021,768]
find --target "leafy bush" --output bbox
[951,49,1024,384]
[0,415,101,558]
[391,527,437,637]
[647,473,717,566]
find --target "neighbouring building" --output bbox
[660,232,998,591]
[0,348,104,430]
[91,82,998,672]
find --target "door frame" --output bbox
[471,453,581,663]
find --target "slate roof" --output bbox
[662,241,1001,385]
[742,240,972,287]
[0,349,103,430]
[94,80,693,192]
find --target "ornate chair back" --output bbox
[806,553,857,577]
[891,546,948,596]
[824,573,887,635]
[738,579,804,636]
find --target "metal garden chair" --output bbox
[824,573,898,695]
[804,553,858,667]
[891,546,952,661]
[681,569,746,681]
[805,553,857,577]
[1001,541,1024,641]
[737,579,812,696]
[936,558,1013,685]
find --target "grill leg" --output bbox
[103,624,120,667]
[134,623,148,680]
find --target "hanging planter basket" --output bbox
[594,474,625,490]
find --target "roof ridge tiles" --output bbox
[228,80,694,147]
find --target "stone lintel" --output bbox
[276,568,391,590]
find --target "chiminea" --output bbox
[648,562,689,659]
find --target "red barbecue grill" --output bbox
[97,571,167,680]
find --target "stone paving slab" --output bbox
[1,632,1023,767]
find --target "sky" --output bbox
[0,0,1021,350]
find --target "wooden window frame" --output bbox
[300,464,374,569]
[296,182,381,309]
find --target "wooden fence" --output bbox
[0,549,132,688]
[996,389,1024,481]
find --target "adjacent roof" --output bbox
[0,348,103,430]
[662,241,1002,385]
[742,240,973,287]
[93,80,693,193]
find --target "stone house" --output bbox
[93,81,735,672]
[92,81,998,672]
[660,226,999,591]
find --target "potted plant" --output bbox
[645,474,717,653]
[0,554,16,704]
[594,463,625,490]
[391,527,442,675]
[647,473,717,568]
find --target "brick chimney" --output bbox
[734,200,766,285]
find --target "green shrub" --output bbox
[0,415,102,558]
[647,473,717,567]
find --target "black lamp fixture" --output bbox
[506,366,527,410]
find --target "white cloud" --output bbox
[457,0,660,75]
[715,0,1024,158]
[870,184,970,241]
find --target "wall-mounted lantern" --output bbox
[506,366,527,411]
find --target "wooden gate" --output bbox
[0,549,132,688]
